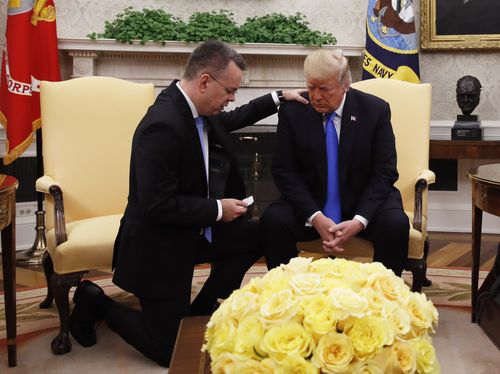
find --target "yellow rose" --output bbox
[406,293,438,337]
[330,287,369,319]
[350,359,385,374]
[362,261,392,276]
[211,352,274,374]
[411,336,441,374]
[233,315,266,359]
[239,276,264,295]
[321,276,351,291]
[275,353,319,374]
[330,258,368,288]
[345,316,394,359]
[309,257,337,276]
[291,272,326,296]
[366,270,410,302]
[282,256,313,274]
[387,341,417,374]
[259,268,292,301]
[311,331,354,373]
[260,289,299,328]
[299,294,337,336]
[205,258,439,374]
[260,321,314,361]
[360,287,390,318]
[387,301,412,338]
[349,348,389,373]
[205,318,237,359]
[205,301,230,334]
[228,289,259,319]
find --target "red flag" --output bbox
[0,0,61,165]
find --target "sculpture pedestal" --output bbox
[452,114,482,140]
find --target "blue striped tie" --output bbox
[323,112,342,223]
[195,116,212,243]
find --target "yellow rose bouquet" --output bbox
[203,257,440,374]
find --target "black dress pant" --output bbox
[261,196,409,276]
[105,218,262,367]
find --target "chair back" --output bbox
[350,79,432,214]
[40,76,155,228]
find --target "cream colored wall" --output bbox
[1,0,499,120]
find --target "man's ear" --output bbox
[199,73,210,92]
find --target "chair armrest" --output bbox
[36,175,67,245]
[413,169,436,232]
[35,175,60,193]
[416,170,436,185]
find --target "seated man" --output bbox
[261,48,409,276]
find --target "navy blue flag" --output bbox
[362,0,420,83]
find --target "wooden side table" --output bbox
[430,140,500,159]
[0,175,18,367]
[468,164,500,335]
[169,316,210,374]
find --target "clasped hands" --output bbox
[312,213,364,253]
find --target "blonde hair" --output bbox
[304,49,351,85]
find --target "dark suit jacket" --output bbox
[272,88,401,224]
[112,81,278,298]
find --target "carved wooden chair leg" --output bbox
[422,237,432,287]
[50,272,85,355]
[39,252,54,309]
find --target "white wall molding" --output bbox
[58,38,365,57]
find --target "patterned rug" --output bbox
[0,265,487,340]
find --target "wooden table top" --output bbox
[169,316,211,374]
[430,140,500,159]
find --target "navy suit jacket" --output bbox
[272,87,401,224]
[112,81,278,298]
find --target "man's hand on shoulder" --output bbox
[282,89,309,105]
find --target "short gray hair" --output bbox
[304,49,351,85]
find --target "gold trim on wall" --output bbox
[421,0,500,51]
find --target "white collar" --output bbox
[176,81,199,119]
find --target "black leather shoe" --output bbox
[69,280,105,347]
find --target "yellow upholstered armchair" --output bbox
[299,79,435,292]
[36,76,155,354]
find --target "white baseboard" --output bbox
[428,205,500,234]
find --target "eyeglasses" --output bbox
[208,74,239,95]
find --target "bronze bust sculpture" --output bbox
[452,75,482,140]
[456,75,481,116]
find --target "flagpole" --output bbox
[17,128,47,265]
[4,1,60,265]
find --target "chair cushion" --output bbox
[298,212,427,260]
[46,214,121,274]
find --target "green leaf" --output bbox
[87,8,336,46]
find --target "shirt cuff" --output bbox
[354,214,368,228]
[305,211,322,227]
[271,91,281,106]
[216,200,223,221]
